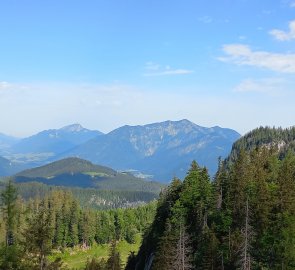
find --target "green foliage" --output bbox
[84,257,106,270]
[125,177,184,269]
[22,204,55,270]
[131,150,295,270]
[0,244,23,270]
[106,241,122,270]
[6,181,159,210]
[227,126,295,164]
[0,180,18,246]
[0,180,156,270]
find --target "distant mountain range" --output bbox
[10,123,102,156]
[0,120,240,181]
[60,120,240,181]
[0,124,102,171]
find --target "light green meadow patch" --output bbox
[50,235,141,269]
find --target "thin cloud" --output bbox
[198,16,213,24]
[145,62,161,71]
[291,1,295,7]
[269,20,295,41]
[219,44,295,73]
[0,81,12,90]
[144,69,194,77]
[0,81,295,137]
[143,62,194,77]
[234,78,285,95]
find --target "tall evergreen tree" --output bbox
[22,203,54,270]
[0,180,18,246]
[106,240,122,270]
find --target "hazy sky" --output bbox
[1,0,295,137]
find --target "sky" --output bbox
[0,0,295,137]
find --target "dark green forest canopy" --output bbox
[0,184,157,270]
[227,126,295,162]
[128,147,295,270]
[0,181,159,210]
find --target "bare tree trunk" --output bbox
[228,227,231,261]
[176,223,193,270]
[239,197,252,270]
[217,186,223,210]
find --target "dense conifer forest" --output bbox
[0,184,156,269]
[128,147,295,269]
[228,126,295,162]
[0,181,158,210]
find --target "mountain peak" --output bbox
[172,119,198,127]
[60,124,85,132]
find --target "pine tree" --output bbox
[0,181,23,270]
[152,221,175,270]
[106,240,122,270]
[23,203,54,270]
[0,180,18,246]
[84,258,106,270]
[69,199,79,247]
[271,151,295,268]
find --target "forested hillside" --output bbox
[0,183,156,269]
[0,181,158,209]
[227,126,295,162]
[13,157,164,193]
[128,147,295,269]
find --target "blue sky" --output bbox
[0,0,295,136]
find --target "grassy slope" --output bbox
[51,235,141,269]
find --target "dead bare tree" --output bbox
[238,197,254,270]
[172,223,194,270]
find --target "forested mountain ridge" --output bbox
[12,157,164,193]
[61,119,240,181]
[15,157,115,178]
[127,128,295,270]
[227,126,295,163]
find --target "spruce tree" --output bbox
[22,203,54,270]
[106,240,122,270]
[0,180,18,246]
